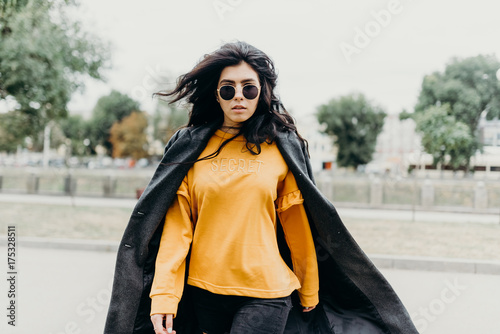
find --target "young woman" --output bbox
[149,43,318,334]
[104,41,418,334]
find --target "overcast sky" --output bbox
[67,0,500,120]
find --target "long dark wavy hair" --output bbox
[155,41,308,160]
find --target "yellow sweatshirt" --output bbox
[150,130,319,317]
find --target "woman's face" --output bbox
[216,61,261,129]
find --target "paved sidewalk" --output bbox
[0,246,498,334]
[1,236,499,275]
[1,193,500,274]
[1,193,499,224]
[0,193,137,208]
[337,206,500,225]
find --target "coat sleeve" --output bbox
[149,176,193,317]
[276,170,319,308]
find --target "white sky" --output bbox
[66,0,500,120]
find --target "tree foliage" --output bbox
[87,90,141,154]
[316,93,387,169]
[403,54,500,170]
[109,111,148,160]
[413,55,500,127]
[414,104,475,170]
[0,110,34,151]
[0,0,109,150]
[57,114,91,156]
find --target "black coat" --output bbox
[104,122,419,334]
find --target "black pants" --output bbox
[188,285,293,334]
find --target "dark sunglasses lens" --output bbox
[219,86,235,100]
[243,85,259,100]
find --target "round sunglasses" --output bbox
[217,84,260,101]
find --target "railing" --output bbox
[0,168,153,199]
[1,168,499,213]
[316,172,500,214]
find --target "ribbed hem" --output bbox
[298,291,319,308]
[150,294,180,317]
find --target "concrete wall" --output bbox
[1,168,499,212]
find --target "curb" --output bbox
[370,254,500,276]
[1,236,500,275]
[0,236,119,253]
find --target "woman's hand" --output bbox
[302,305,317,313]
[151,314,176,333]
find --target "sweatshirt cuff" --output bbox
[298,291,319,308]
[150,294,180,317]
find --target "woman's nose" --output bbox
[233,87,244,99]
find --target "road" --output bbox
[0,246,498,334]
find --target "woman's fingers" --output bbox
[165,314,175,333]
[151,314,172,333]
[302,305,317,312]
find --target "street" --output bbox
[0,245,499,334]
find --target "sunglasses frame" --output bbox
[217,84,260,101]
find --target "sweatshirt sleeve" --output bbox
[150,177,193,317]
[276,171,319,308]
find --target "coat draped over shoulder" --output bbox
[104,122,419,334]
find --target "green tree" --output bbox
[88,90,141,154]
[0,110,34,152]
[57,115,91,156]
[414,104,475,171]
[316,93,387,169]
[109,111,148,160]
[402,54,500,170]
[0,0,109,149]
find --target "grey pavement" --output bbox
[1,236,499,276]
[0,246,499,334]
[1,193,500,224]
[0,193,137,209]
[2,193,500,274]
[337,206,500,225]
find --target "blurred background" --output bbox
[1,1,500,333]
